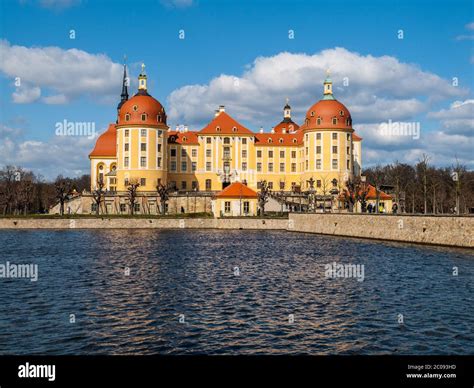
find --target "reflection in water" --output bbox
[0,229,473,355]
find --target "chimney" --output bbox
[175,125,179,131]
[259,127,264,134]
[214,109,220,117]
[282,128,287,134]
[271,127,275,134]
[184,125,188,132]
[218,105,225,113]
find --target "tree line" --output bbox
[1,157,473,215]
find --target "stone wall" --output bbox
[288,213,474,248]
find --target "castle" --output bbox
[86,64,363,215]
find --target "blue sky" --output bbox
[0,0,473,178]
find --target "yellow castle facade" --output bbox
[89,66,363,202]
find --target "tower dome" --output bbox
[301,74,352,130]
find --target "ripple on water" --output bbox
[0,229,473,355]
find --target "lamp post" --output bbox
[307,177,315,212]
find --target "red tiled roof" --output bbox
[167,131,199,145]
[199,111,253,135]
[300,99,352,130]
[352,132,363,141]
[254,131,303,146]
[340,184,392,200]
[216,182,258,198]
[273,119,300,134]
[117,94,167,127]
[89,124,116,157]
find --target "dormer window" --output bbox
[157,115,162,123]
[317,117,322,125]
[141,113,147,121]
[293,138,297,144]
[268,138,273,143]
[279,138,284,143]
[232,126,237,132]
[216,126,221,132]
[133,105,138,111]
[311,111,314,117]
[183,136,187,142]
[340,110,344,116]
[125,114,130,121]
[332,117,337,125]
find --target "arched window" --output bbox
[317,117,322,125]
[310,111,314,117]
[216,126,221,132]
[268,138,273,143]
[232,126,237,132]
[125,113,130,121]
[340,110,344,116]
[332,117,337,125]
[141,113,147,121]
[133,105,138,111]
[279,138,284,143]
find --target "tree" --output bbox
[157,182,172,215]
[54,176,73,216]
[416,154,430,214]
[258,180,270,216]
[126,178,140,215]
[91,178,106,215]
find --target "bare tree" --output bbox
[91,178,106,215]
[156,182,172,215]
[417,154,430,214]
[258,180,270,216]
[126,178,140,215]
[54,176,73,216]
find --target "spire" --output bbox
[138,63,147,92]
[323,69,335,100]
[117,56,129,112]
[283,98,291,119]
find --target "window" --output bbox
[181,161,187,172]
[291,163,296,172]
[124,129,129,137]
[340,110,344,116]
[141,114,147,121]
[224,201,231,213]
[120,204,126,213]
[140,178,146,186]
[206,137,212,144]
[134,203,140,212]
[243,201,250,214]
[257,162,262,172]
[206,149,212,157]
[242,162,247,171]
[125,143,129,152]
[332,117,337,125]
[191,148,197,158]
[141,129,147,137]
[316,146,321,154]
[141,143,146,152]
[305,147,308,156]
[140,157,146,167]
[171,161,177,171]
[347,146,350,155]
[181,181,187,190]
[242,150,247,158]
[306,160,309,169]
[181,148,186,157]
[347,133,351,141]
[279,181,285,190]
[223,147,231,158]
[91,203,98,212]
[316,133,321,140]
[280,162,285,172]
[157,157,162,168]
[133,105,138,111]
[124,157,129,167]
[157,130,162,138]
[206,162,212,171]
[157,143,162,153]
[268,138,272,144]
[317,117,321,125]
[257,150,262,158]
[242,138,247,145]
[316,159,322,169]
[268,150,273,158]
[192,181,198,190]
[291,151,296,159]
[317,180,321,188]
[333,146,338,154]
[171,149,177,157]
[332,159,338,169]
[205,179,212,190]
[268,162,273,172]
[192,162,197,171]
[125,114,130,121]
[157,115,162,123]
[332,133,338,140]
[280,150,285,158]
[268,182,273,190]
[347,160,350,169]
[224,137,230,144]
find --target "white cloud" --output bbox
[0,40,123,104]
[428,99,474,135]
[167,48,466,129]
[0,123,97,179]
